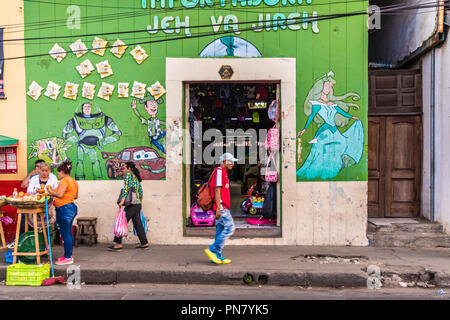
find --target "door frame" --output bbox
[182,81,282,233]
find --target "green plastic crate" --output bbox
[6,263,50,286]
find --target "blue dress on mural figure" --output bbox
[296,101,364,180]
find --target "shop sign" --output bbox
[219,65,234,80]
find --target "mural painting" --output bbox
[62,102,122,180]
[296,71,364,181]
[131,94,166,155]
[27,137,71,167]
[24,0,367,182]
[199,36,262,58]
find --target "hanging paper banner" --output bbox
[0,28,5,99]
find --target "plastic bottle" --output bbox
[12,188,18,197]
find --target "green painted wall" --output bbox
[24,0,368,182]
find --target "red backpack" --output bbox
[196,168,218,212]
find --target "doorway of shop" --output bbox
[184,82,282,237]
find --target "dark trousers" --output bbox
[113,204,147,245]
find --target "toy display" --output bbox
[246,217,277,225]
[188,204,215,227]
[240,183,265,215]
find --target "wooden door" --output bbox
[385,116,422,217]
[368,117,385,217]
[368,116,422,218]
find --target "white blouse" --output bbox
[27,173,58,195]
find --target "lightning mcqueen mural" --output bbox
[102,147,166,180]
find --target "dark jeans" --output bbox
[113,204,148,245]
[55,202,78,259]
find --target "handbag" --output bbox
[264,152,278,182]
[133,211,149,236]
[265,124,280,152]
[267,99,279,122]
[113,208,128,238]
[117,187,138,206]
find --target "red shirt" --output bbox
[209,166,231,211]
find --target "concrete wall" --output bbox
[0,1,27,181]
[421,36,450,234]
[369,0,438,65]
[0,1,369,246]
[73,58,368,246]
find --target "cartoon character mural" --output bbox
[28,137,71,167]
[297,71,364,180]
[131,96,166,155]
[102,146,166,180]
[62,102,122,180]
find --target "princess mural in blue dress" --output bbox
[297,71,364,180]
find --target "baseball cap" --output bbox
[220,153,239,163]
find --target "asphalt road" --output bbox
[0,283,448,300]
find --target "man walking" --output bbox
[204,153,238,264]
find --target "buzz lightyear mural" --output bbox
[62,102,122,180]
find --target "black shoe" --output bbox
[135,244,149,249]
[107,245,122,252]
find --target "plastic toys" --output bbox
[188,204,215,227]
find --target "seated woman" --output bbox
[23,161,58,230]
[27,162,58,195]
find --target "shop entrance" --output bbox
[184,82,281,237]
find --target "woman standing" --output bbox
[48,160,79,266]
[108,161,148,251]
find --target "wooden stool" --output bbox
[75,217,98,247]
[0,211,7,251]
[12,208,49,264]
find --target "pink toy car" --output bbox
[188,204,215,227]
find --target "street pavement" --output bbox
[1,244,450,289]
[0,283,449,300]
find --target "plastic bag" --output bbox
[113,208,128,238]
[133,211,149,236]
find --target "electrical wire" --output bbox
[3,0,447,42]
[1,1,447,60]
[1,10,368,61]
[0,0,424,32]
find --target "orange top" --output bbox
[53,177,79,208]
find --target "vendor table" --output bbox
[0,202,7,251]
[12,207,49,264]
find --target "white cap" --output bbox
[220,152,238,163]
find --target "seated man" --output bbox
[21,159,45,189]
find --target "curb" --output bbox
[0,266,369,288]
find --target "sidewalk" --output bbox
[1,244,450,288]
